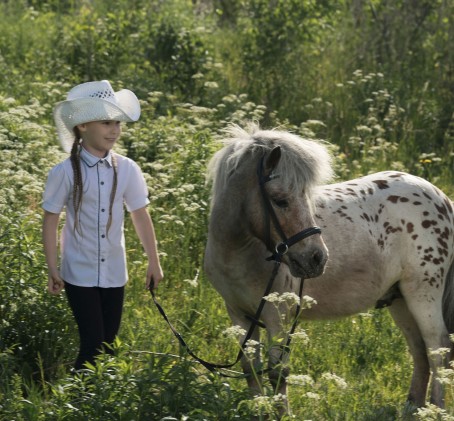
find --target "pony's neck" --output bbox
[209,198,249,246]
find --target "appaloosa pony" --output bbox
[204,124,454,414]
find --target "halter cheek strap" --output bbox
[257,155,322,262]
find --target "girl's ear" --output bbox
[76,123,87,132]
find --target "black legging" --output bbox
[64,282,125,370]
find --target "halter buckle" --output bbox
[275,242,289,256]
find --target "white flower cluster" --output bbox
[301,295,317,309]
[417,404,454,420]
[264,291,300,305]
[290,329,310,345]
[264,292,317,308]
[183,269,199,288]
[222,325,246,340]
[249,393,287,416]
[287,374,314,387]
[320,372,348,390]
[244,339,260,358]
[428,347,451,359]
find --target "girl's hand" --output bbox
[146,262,164,290]
[47,271,65,295]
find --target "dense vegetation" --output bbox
[0,0,453,419]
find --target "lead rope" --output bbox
[149,152,319,377]
[149,256,296,378]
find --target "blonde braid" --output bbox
[70,130,83,235]
[106,152,118,236]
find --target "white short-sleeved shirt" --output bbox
[42,147,150,288]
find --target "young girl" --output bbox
[42,80,163,371]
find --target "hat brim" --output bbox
[54,89,140,153]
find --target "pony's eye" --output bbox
[273,198,289,209]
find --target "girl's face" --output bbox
[77,120,121,157]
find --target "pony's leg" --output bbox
[388,298,430,408]
[226,305,263,396]
[398,285,451,407]
[267,339,290,396]
[267,341,291,417]
[240,329,263,397]
[264,312,292,417]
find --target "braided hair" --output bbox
[70,128,118,236]
[107,153,118,235]
[70,130,83,235]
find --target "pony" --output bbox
[204,123,454,415]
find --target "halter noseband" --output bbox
[257,154,322,262]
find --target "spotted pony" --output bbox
[204,124,454,415]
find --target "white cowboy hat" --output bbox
[53,80,141,153]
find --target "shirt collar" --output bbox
[80,147,113,168]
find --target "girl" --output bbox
[42,80,163,370]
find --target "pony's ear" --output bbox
[265,146,281,173]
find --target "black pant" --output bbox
[64,282,125,370]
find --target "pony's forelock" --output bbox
[207,123,333,203]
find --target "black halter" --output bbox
[257,155,322,262]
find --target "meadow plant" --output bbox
[417,405,454,421]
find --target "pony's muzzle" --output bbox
[287,247,328,279]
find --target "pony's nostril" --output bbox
[312,249,325,267]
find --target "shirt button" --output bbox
[101,208,105,212]
[101,234,106,238]
[101,258,105,262]
[100,181,105,185]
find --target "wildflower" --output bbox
[280,292,300,306]
[305,392,320,400]
[244,339,260,358]
[303,120,326,129]
[290,329,310,345]
[321,372,348,390]
[301,295,317,309]
[287,374,314,387]
[263,292,280,303]
[251,395,274,414]
[417,404,454,420]
[272,393,287,404]
[437,367,454,385]
[264,292,302,306]
[223,325,246,340]
[183,270,199,288]
[429,347,451,359]
[204,81,219,89]
[356,125,373,135]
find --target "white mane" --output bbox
[207,123,333,204]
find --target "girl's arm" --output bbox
[42,210,65,295]
[130,206,164,290]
